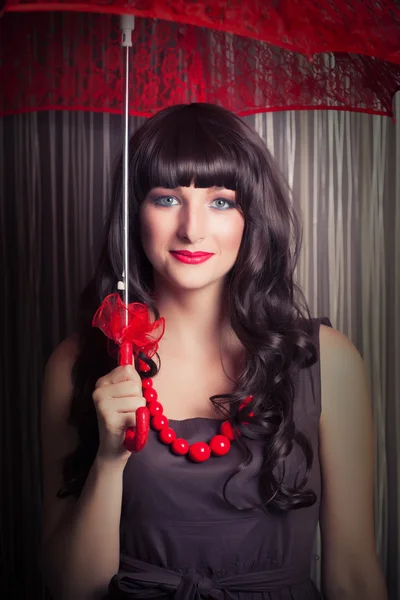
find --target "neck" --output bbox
[152,278,230,354]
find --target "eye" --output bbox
[153,195,179,207]
[210,198,237,210]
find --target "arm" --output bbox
[318,325,387,600]
[40,337,125,600]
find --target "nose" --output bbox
[177,203,206,244]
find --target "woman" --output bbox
[39,103,387,600]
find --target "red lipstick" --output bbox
[169,251,214,264]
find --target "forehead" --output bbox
[134,127,244,197]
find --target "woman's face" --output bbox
[139,183,245,292]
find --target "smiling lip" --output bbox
[169,251,214,264]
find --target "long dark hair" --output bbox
[58,103,318,513]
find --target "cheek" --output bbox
[140,211,167,250]
[214,217,245,251]
[140,219,156,245]
[140,214,158,261]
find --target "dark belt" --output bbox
[106,555,312,599]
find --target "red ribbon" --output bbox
[92,293,165,360]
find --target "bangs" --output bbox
[132,105,253,201]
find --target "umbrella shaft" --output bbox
[122,43,130,321]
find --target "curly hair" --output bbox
[58,103,318,514]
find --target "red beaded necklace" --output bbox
[137,359,254,463]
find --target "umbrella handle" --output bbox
[119,341,150,452]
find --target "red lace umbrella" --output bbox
[1,0,400,452]
[1,1,400,118]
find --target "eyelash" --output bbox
[152,196,237,210]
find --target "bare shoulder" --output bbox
[42,333,81,421]
[319,322,359,356]
[319,322,371,429]
[319,323,367,413]
[46,333,80,369]
[40,334,81,547]
[41,334,81,434]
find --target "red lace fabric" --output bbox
[4,0,400,62]
[1,2,400,118]
[92,293,165,361]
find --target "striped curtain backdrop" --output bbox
[1,95,399,598]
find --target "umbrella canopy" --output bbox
[3,0,400,61]
[1,0,400,118]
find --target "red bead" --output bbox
[159,427,177,445]
[152,414,168,431]
[148,401,163,416]
[220,420,236,441]
[188,442,211,463]
[210,435,231,456]
[144,388,158,402]
[171,438,190,455]
[142,378,153,389]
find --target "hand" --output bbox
[92,364,146,463]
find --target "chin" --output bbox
[174,278,222,292]
[163,270,226,292]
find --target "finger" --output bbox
[119,408,147,430]
[114,396,147,414]
[122,413,139,430]
[93,381,141,405]
[95,364,141,388]
[93,393,146,414]
[100,400,147,430]
[104,380,143,398]
[102,411,138,432]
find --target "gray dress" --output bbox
[106,317,332,599]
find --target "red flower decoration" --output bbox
[92,293,165,359]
